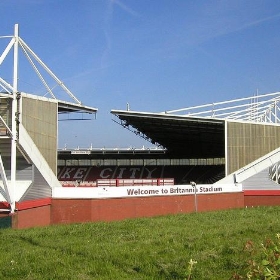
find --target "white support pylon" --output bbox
[9,24,19,213]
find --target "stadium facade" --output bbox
[1,25,280,229]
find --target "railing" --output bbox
[164,91,280,124]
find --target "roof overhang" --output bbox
[111,110,225,158]
[0,91,97,118]
[57,100,97,114]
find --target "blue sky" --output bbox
[1,0,280,149]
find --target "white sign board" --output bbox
[52,184,242,199]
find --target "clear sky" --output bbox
[1,0,280,149]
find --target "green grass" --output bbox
[1,206,280,279]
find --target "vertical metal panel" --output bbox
[21,96,57,174]
[227,121,280,174]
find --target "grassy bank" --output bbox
[1,206,280,279]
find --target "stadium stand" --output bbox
[57,164,225,186]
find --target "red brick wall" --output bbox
[51,192,244,225]
[245,196,280,207]
[244,191,280,207]
[6,192,245,228]
[13,205,51,229]
[8,191,280,229]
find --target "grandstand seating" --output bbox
[58,165,224,187]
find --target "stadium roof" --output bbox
[111,110,225,158]
[57,100,97,114]
[111,91,280,158]
[0,91,97,116]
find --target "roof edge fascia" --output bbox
[111,109,225,124]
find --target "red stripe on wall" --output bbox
[0,201,10,209]
[16,197,52,211]
[244,190,280,196]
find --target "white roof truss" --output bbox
[164,91,280,124]
[0,24,97,115]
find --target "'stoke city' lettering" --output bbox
[59,166,161,180]
[100,167,158,179]
[60,167,88,179]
